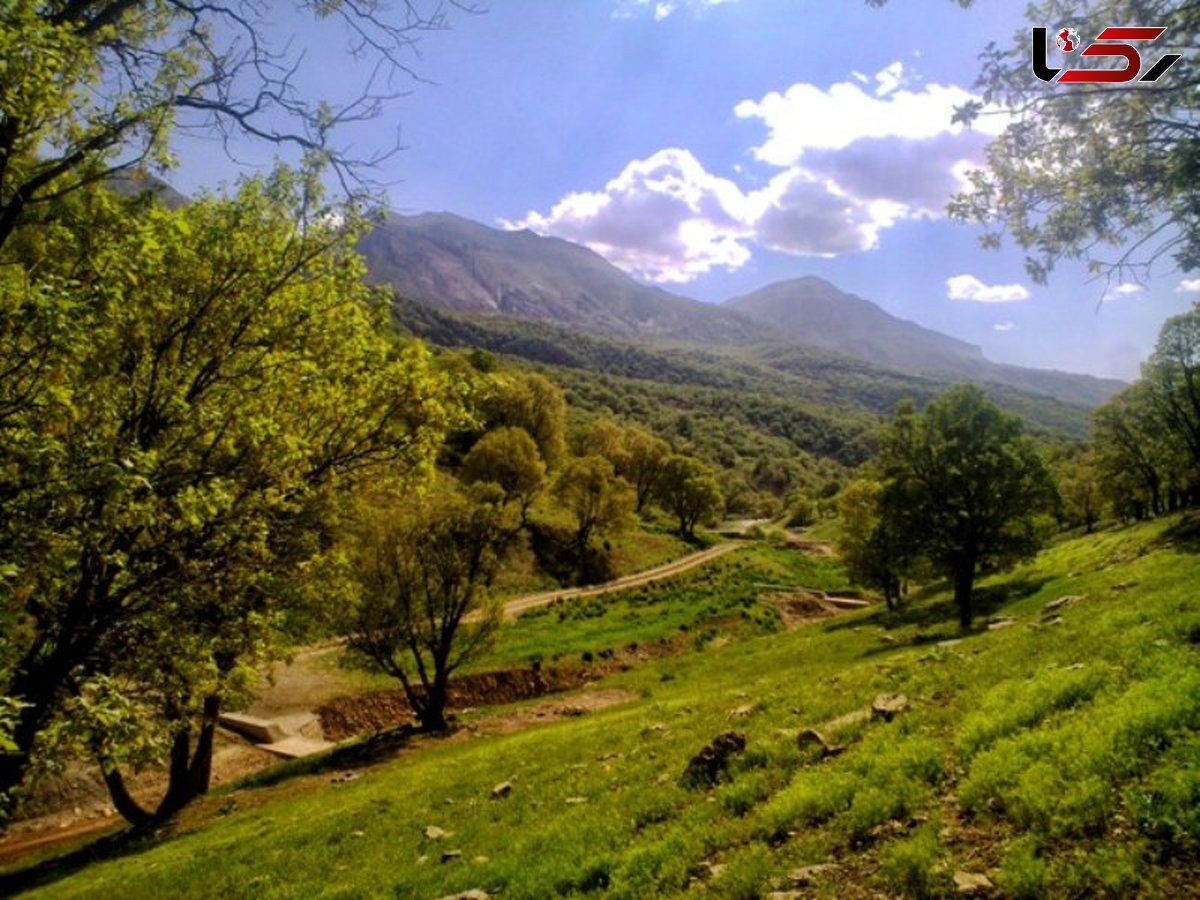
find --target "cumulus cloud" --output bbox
[1175,278,1200,293]
[994,321,1016,332]
[947,275,1031,303]
[509,65,1008,282]
[733,71,1007,167]
[504,148,753,283]
[1101,282,1147,303]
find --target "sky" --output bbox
[172,0,1198,382]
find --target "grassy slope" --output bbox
[16,517,1200,898]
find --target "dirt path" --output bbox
[498,542,736,618]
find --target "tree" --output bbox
[1057,451,1104,533]
[877,387,1057,629]
[620,426,671,513]
[479,372,568,468]
[347,482,515,732]
[949,0,1200,285]
[656,455,724,539]
[1093,383,1169,519]
[0,0,459,249]
[460,426,546,524]
[0,173,462,821]
[554,456,635,558]
[835,477,919,609]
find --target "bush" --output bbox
[880,826,946,898]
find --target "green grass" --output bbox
[9,514,1200,898]
[475,544,850,671]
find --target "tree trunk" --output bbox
[99,765,153,828]
[188,694,221,795]
[953,564,975,631]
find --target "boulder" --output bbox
[490,781,513,799]
[681,731,747,788]
[871,693,909,721]
[953,871,994,895]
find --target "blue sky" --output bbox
[173,0,1198,381]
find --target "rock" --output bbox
[953,871,994,895]
[789,863,839,886]
[871,693,910,721]
[936,638,962,648]
[436,891,489,900]
[440,849,463,863]
[681,731,747,788]
[728,704,755,719]
[1044,594,1082,611]
[795,728,837,757]
[1111,581,1138,592]
[330,771,360,784]
[423,825,448,840]
[879,634,897,644]
[490,781,513,799]
[766,893,804,900]
[987,618,1017,630]
[472,857,489,865]
[565,796,587,805]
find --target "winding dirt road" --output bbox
[497,541,737,618]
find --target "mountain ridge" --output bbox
[361,211,1123,408]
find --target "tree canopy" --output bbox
[950,0,1199,285]
[876,386,1057,628]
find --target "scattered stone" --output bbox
[1111,581,1138,592]
[681,731,747,788]
[795,728,838,758]
[565,796,587,805]
[330,771,360,784]
[416,855,429,865]
[423,825,448,840]
[936,638,962,648]
[1041,614,1064,625]
[436,891,489,900]
[871,693,910,722]
[649,722,668,733]
[953,871,994,895]
[472,857,489,865]
[558,705,586,717]
[490,781,513,799]
[728,704,755,719]
[789,863,839,886]
[350,830,365,839]
[879,634,898,644]
[440,850,463,863]
[766,892,804,900]
[987,617,1017,631]
[1067,662,1086,670]
[1045,595,1082,611]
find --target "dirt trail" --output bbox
[498,542,736,618]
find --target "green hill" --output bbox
[14,515,1199,898]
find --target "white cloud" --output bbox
[994,320,1016,332]
[947,274,1031,303]
[873,61,906,97]
[733,72,1008,167]
[613,0,738,19]
[1114,282,1144,295]
[1175,278,1200,293]
[503,148,753,283]
[510,66,1009,282]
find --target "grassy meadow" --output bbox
[8,516,1200,898]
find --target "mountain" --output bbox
[361,211,1123,409]
[725,277,1123,407]
[724,276,984,372]
[359,212,770,344]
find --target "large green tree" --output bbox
[0,173,461,821]
[877,387,1057,629]
[950,0,1199,285]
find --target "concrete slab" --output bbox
[257,736,336,759]
[219,713,288,744]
